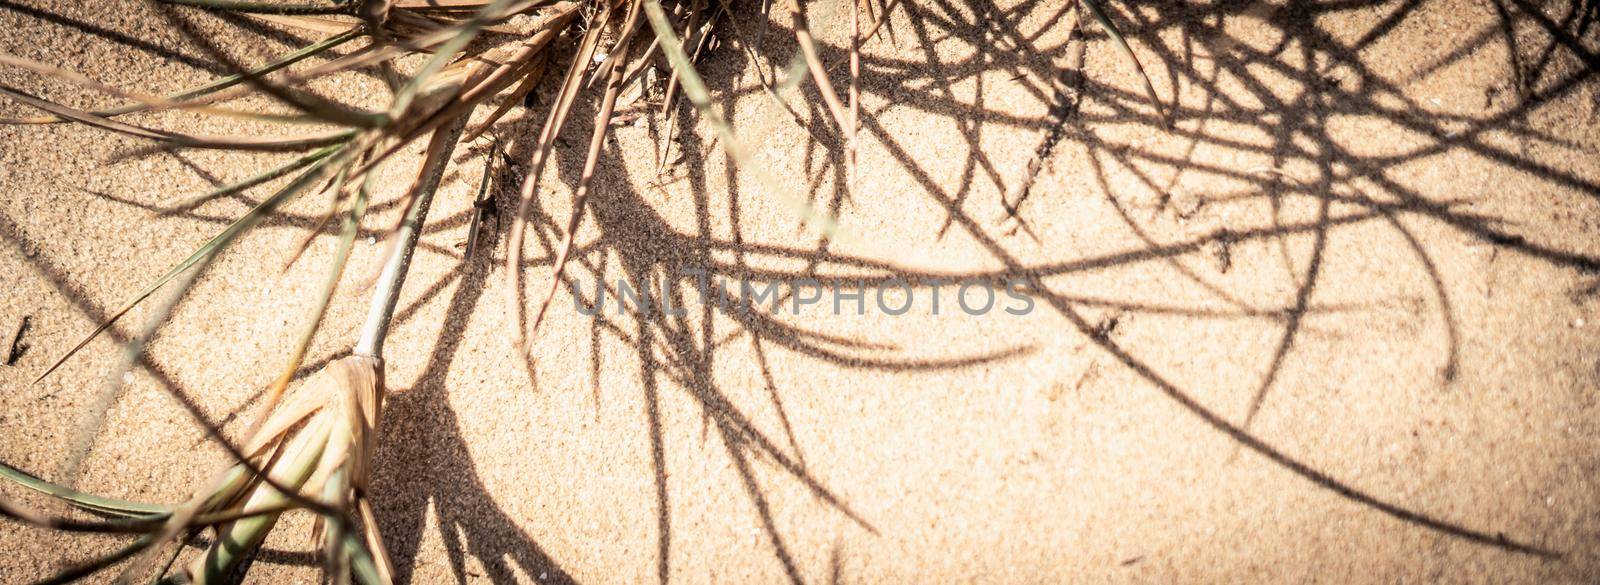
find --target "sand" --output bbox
[2,0,1599,582]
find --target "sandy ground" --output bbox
[2,0,1600,583]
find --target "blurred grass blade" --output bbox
[345,527,385,585]
[0,28,360,125]
[1080,0,1168,125]
[35,151,343,385]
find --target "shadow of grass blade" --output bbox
[35,534,160,585]
[504,11,607,355]
[526,35,632,340]
[641,0,846,240]
[158,0,358,15]
[160,145,343,214]
[34,149,346,385]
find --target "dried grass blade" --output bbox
[527,39,630,340]
[388,0,513,117]
[0,83,353,151]
[187,413,333,583]
[788,2,848,130]
[827,0,900,73]
[504,18,607,355]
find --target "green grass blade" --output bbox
[195,415,333,583]
[0,462,168,517]
[344,528,384,585]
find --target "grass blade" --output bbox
[0,462,167,517]
[1080,0,1169,125]
[642,0,845,238]
[34,151,344,385]
[159,145,342,214]
[527,37,632,340]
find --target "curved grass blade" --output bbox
[355,496,393,584]
[1,493,297,534]
[345,527,385,585]
[0,462,167,517]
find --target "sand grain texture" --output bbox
[2,0,1599,583]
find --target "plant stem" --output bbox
[353,117,469,359]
